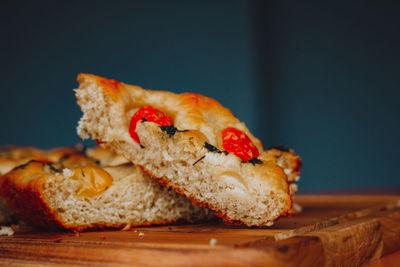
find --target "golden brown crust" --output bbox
[77,73,264,150]
[0,144,128,176]
[0,146,45,175]
[0,145,90,225]
[261,148,302,183]
[0,144,87,175]
[0,162,61,229]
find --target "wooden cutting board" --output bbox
[0,194,399,266]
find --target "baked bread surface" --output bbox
[0,147,213,231]
[76,74,301,226]
[0,145,85,225]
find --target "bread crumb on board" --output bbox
[138,232,144,237]
[293,203,303,213]
[122,224,132,231]
[209,238,217,246]
[0,226,14,236]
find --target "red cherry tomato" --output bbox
[129,106,173,144]
[222,127,259,162]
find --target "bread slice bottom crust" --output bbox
[138,165,292,227]
[0,160,214,232]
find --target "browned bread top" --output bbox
[77,73,263,152]
[0,145,86,175]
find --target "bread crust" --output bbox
[263,148,301,183]
[0,145,89,225]
[76,74,301,226]
[77,73,264,150]
[0,163,64,230]
[138,164,292,227]
[0,149,213,232]
[0,144,87,175]
[0,168,184,232]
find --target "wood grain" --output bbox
[0,194,399,266]
[364,250,400,267]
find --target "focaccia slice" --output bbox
[0,148,213,231]
[0,145,84,225]
[75,74,301,227]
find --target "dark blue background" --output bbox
[1,1,399,190]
